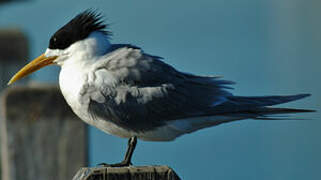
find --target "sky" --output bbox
[1,0,320,179]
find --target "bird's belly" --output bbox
[85,116,183,141]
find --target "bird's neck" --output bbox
[86,31,111,57]
[72,31,111,59]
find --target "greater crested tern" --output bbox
[8,10,314,167]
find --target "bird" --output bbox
[8,10,314,167]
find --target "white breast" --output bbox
[59,61,134,138]
[59,62,92,122]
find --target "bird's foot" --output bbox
[98,137,137,168]
[98,161,132,167]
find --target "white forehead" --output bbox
[45,48,63,57]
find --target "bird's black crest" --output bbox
[49,10,110,50]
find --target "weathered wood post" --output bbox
[0,85,88,180]
[72,166,181,180]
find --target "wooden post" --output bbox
[72,166,181,180]
[0,85,88,180]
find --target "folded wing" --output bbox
[87,45,313,135]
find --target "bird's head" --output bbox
[8,10,111,85]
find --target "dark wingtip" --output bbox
[296,93,311,99]
[290,108,316,113]
[285,93,312,102]
[263,107,316,114]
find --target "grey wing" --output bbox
[88,45,234,132]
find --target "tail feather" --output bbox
[252,107,315,115]
[212,93,313,114]
[234,107,315,119]
[250,107,315,120]
[228,93,311,107]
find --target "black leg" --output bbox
[100,136,137,167]
[122,136,137,165]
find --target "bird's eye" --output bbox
[50,36,57,46]
[49,32,73,49]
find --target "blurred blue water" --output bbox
[1,0,320,179]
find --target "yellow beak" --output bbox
[7,54,58,85]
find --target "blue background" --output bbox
[1,0,320,179]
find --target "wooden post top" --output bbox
[72,166,181,180]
